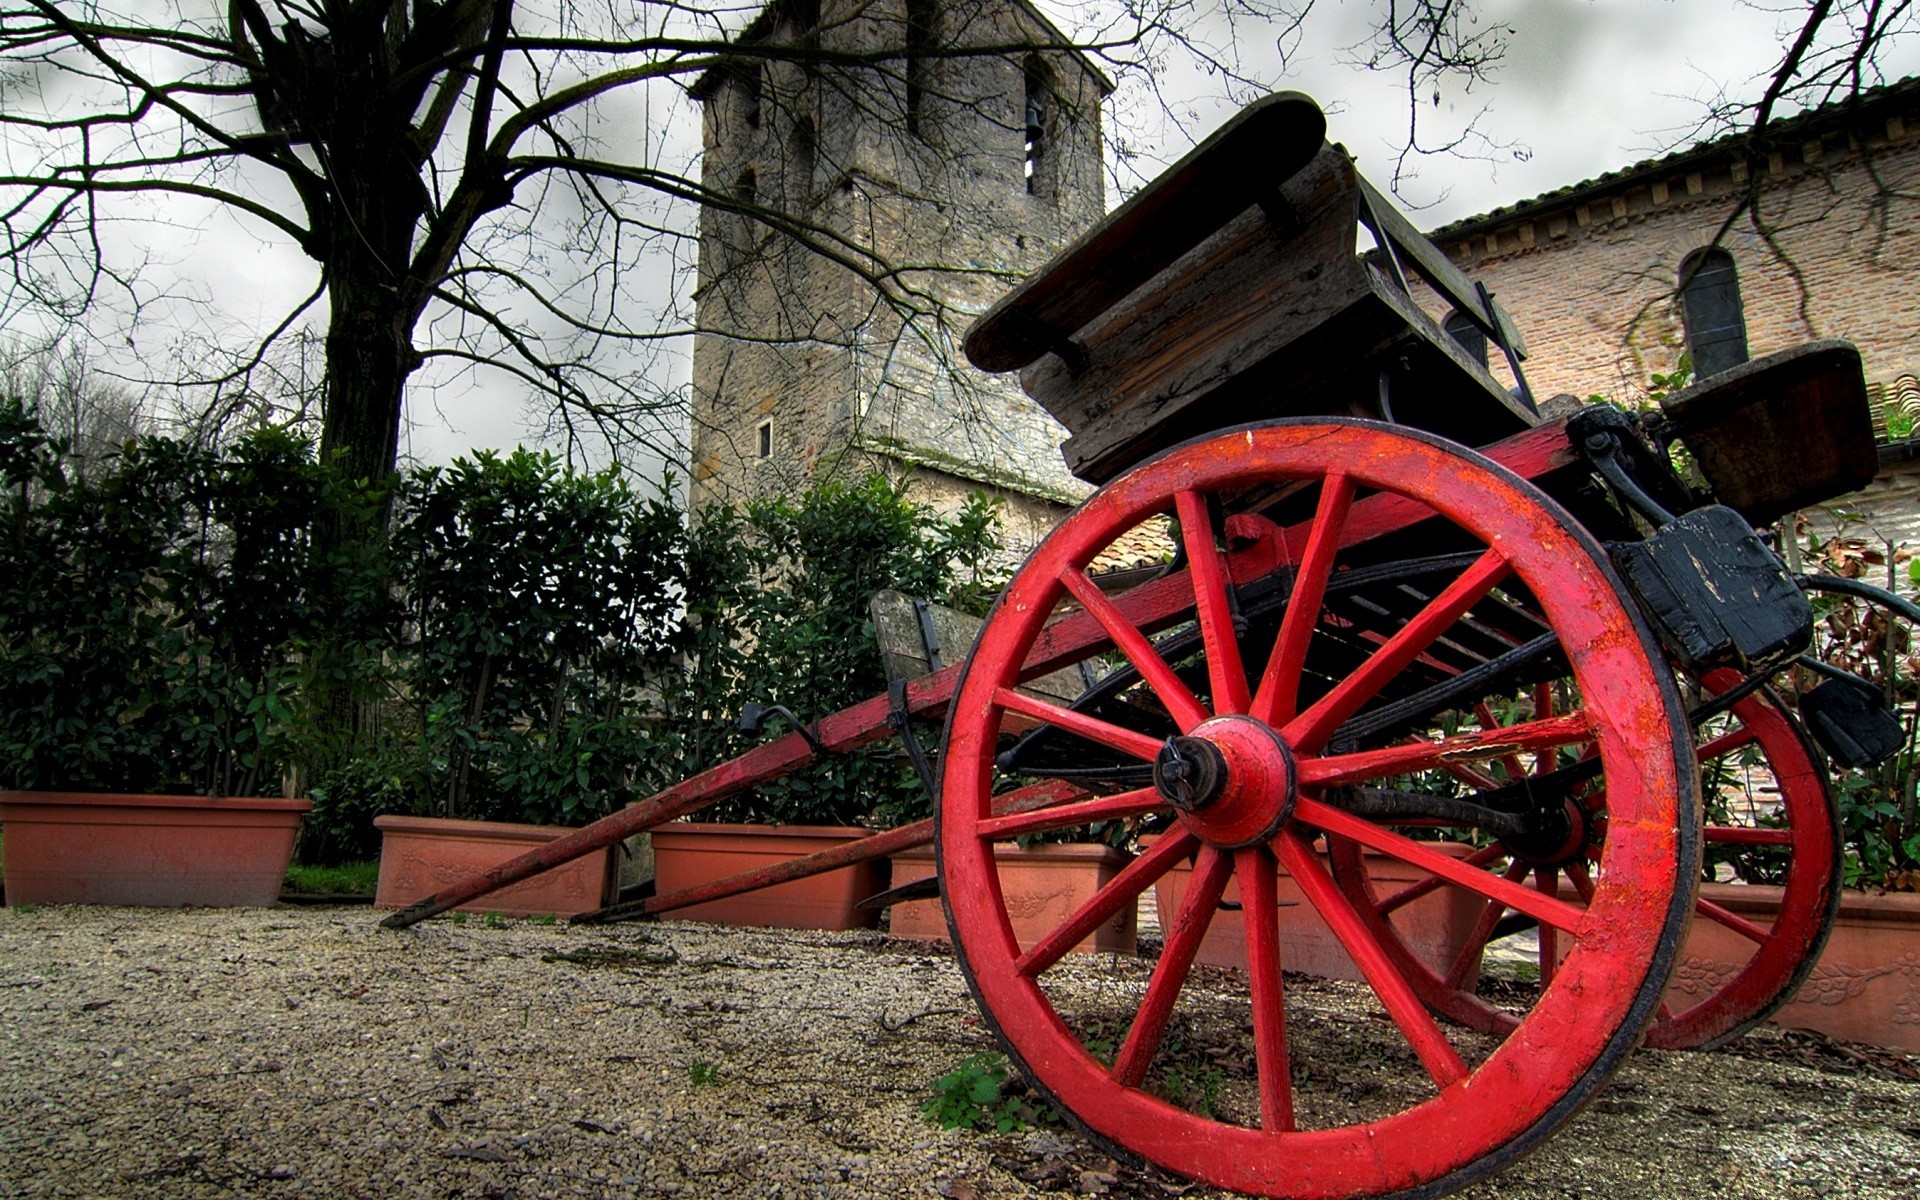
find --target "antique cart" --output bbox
[385,94,1905,1199]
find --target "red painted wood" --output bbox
[1277,829,1467,1088]
[1251,471,1352,727]
[1015,829,1198,978]
[1295,713,1595,789]
[940,420,1692,1198]
[1058,565,1211,732]
[1237,845,1295,1132]
[1112,845,1233,1087]
[1176,489,1251,715]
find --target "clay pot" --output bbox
[1671,882,1920,1053]
[1147,835,1480,980]
[889,842,1137,954]
[0,791,311,908]
[648,822,883,931]
[373,815,616,918]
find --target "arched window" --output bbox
[792,116,817,198]
[1679,248,1748,379]
[1443,310,1489,367]
[734,168,757,207]
[738,67,762,131]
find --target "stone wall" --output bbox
[1427,91,1920,406]
[688,0,1108,557]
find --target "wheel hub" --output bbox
[1153,716,1299,848]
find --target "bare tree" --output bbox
[2,0,1907,545]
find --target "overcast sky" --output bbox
[25,0,1920,476]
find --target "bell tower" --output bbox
[688,0,1110,551]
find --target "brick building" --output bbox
[688,0,1110,555]
[1427,78,1920,552]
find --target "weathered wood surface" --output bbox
[1659,339,1877,525]
[1014,146,1536,483]
[962,92,1327,374]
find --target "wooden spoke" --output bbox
[1297,712,1594,789]
[1174,490,1251,715]
[1058,567,1211,732]
[1283,549,1511,752]
[1694,895,1773,945]
[1276,830,1467,1089]
[1444,860,1533,990]
[1703,826,1794,847]
[1251,471,1353,726]
[1696,725,1759,762]
[1536,867,1560,987]
[992,687,1164,761]
[1294,796,1589,934]
[978,788,1166,841]
[1112,846,1233,1088]
[1015,831,1199,978]
[1375,842,1510,915]
[1236,845,1294,1132]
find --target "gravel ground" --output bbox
[2,905,1917,1200]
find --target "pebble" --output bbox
[1,906,1915,1200]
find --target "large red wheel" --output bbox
[937,420,1700,1200]
[1328,670,1839,1052]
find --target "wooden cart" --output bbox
[385,93,1900,1200]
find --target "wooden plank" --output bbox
[1660,339,1876,525]
[963,92,1326,374]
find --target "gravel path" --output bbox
[2,905,1917,1200]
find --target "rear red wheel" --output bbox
[937,420,1699,1200]
[1328,670,1838,1052]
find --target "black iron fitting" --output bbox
[1153,735,1228,812]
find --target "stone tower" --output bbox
[688,0,1110,553]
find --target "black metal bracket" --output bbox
[889,678,941,806]
[737,701,825,755]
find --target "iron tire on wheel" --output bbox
[935,419,1701,1200]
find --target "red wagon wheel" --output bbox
[1328,670,1839,1053]
[937,420,1699,1200]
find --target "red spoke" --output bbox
[1175,490,1251,716]
[1276,830,1467,1089]
[1284,549,1511,752]
[1251,471,1354,726]
[1058,567,1211,732]
[1298,712,1595,789]
[1475,702,1531,782]
[1294,796,1589,933]
[1535,867,1560,988]
[1695,896,1773,945]
[1444,860,1532,990]
[1376,843,1509,915]
[1237,846,1295,1131]
[1697,726,1759,761]
[1704,826,1794,846]
[1112,845,1233,1088]
[1564,860,1597,903]
[978,788,1165,841]
[992,687,1163,761]
[1015,830,1199,978]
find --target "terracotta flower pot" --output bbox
[648,822,883,931]
[889,842,1137,954]
[1147,835,1480,980]
[373,815,617,918]
[0,791,311,908]
[1670,882,1920,1053]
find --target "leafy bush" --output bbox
[0,401,384,796]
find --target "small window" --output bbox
[1443,310,1489,367]
[1679,248,1748,379]
[1024,57,1050,195]
[734,168,757,207]
[756,419,773,459]
[793,116,817,196]
[740,67,762,130]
